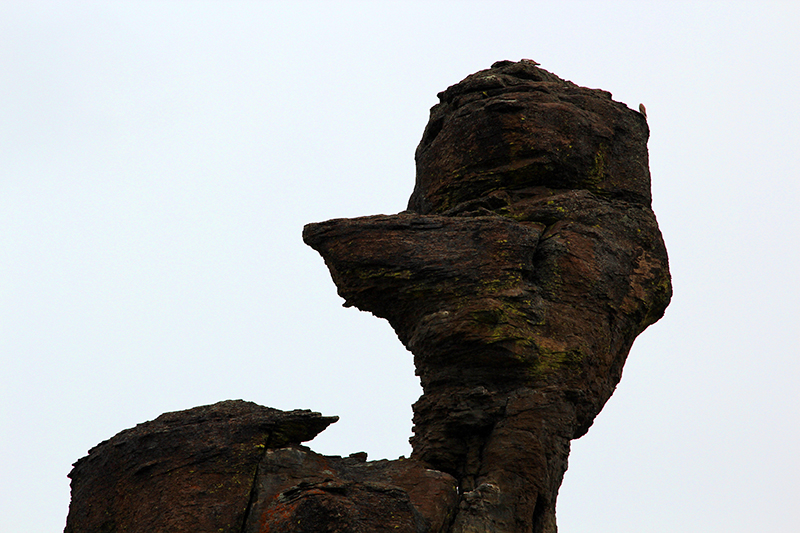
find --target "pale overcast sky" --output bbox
[2,2,799,532]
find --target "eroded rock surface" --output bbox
[65,400,457,533]
[303,59,671,532]
[65,60,670,533]
[245,448,457,533]
[64,401,337,533]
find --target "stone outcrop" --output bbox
[65,400,458,533]
[65,60,671,533]
[303,59,671,532]
[64,401,337,532]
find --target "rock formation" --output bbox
[65,60,671,533]
[303,58,670,532]
[65,400,457,533]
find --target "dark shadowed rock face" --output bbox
[65,60,670,533]
[303,59,671,532]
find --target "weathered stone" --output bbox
[244,449,458,533]
[65,401,457,533]
[65,60,671,533]
[304,59,671,532]
[409,58,653,214]
[64,400,338,533]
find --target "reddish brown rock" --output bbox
[65,60,671,533]
[244,449,457,533]
[304,59,671,532]
[65,400,458,533]
[64,400,338,533]
[409,59,652,213]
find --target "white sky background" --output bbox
[2,1,799,531]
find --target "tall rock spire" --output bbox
[305,59,671,532]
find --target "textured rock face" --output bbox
[408,59,653,213]
[64,401,338,533]
[65,400,458,533]
[244,448,458,533]
[303,59,671,532]
[65,60,670,533]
